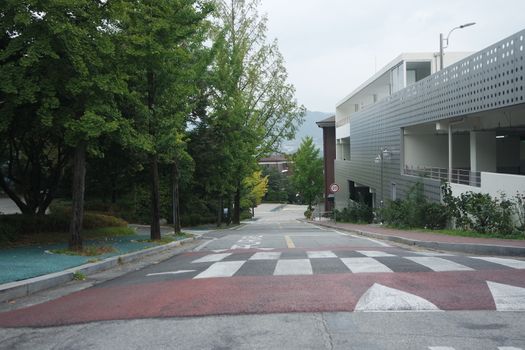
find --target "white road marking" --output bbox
[355,283,440,312]
[274,259,313,275]
[193,261,245,279]
[231,235,263,249]
[193,238,217,252]
[340,257,393,273]
[249,252,281,260]
[192,253,231,263]
[147,270,195,277]
[212,249,228,253]
[428,347,455,350]
[413,251,452,256]
[307,251,337,258]
[336,230,391,247]
[258,248,275,251]
[357,250,395,257]
[406,257,473,272]
[472,257,525,269]
[487,281,525,311]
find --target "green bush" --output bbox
[336,201,374,224]
[0,211,128,241]
[441,183,515,234]
[381,182,447,230]
[304,209,313,219]
[423,202,448,230]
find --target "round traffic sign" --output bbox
[329,183,340,193]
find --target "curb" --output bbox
[312,221,525,257]
[0,236,196,304]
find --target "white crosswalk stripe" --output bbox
[307,251,338,258]
[274,259,313,275]
[472,257,525,269]
[192,253,232,263]
[340,257,393,273]
[194,261,245,279]
[357,250,395,257]
[249,252,281,260]
[406,257,473,272]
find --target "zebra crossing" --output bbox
[187,250,525,279]
[146,250,525,279]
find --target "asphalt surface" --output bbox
[1,203,525,349]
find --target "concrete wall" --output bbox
[451,172,525,198]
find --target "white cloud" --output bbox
[259,0,525,111]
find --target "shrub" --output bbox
[336,201,374,224]
[304,209,313,219]
[382,182,447,230]
[423,202,448,230]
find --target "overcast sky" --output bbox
[258,0,525,113]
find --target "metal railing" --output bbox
[404,166,481,187]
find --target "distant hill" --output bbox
[281,110,333,154]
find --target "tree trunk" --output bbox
[172,162,181,234]
[216,196,222,227]
[150,154,161,240]
[233,184,241,225]
[68,142,86,251]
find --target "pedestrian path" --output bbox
[145,249,525,279]
[429,347,522,350]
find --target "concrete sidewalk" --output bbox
[312,220,525,257]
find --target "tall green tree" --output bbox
[291,137,323,210]
[211,0,305,224]
[1,1,129,250]
[117,0,213,239]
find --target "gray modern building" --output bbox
[334,29,525,209]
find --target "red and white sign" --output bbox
[329,183,340,193]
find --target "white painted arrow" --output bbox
[487,281,525,311]
[146,270,195,277]
[355,283,440,312]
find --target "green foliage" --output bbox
[291,137,323,209]
[382,182,447,230]
[241,171,268,210]
[262,166,296,203]
[304,208,313,219]
[335,202,374,224]
[441,183,515,234]
[73,271,86,281]
[52,245,116,257]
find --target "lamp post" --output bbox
[439,22,476,70]
[374,148,391,208]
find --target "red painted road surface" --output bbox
[1,269,524,328]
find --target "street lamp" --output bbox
[374,147,391,208]
[439,22,476,70]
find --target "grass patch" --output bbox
[73,271,86,280]
[417,228,525,240]
[138,232,191,245]
[1,226,135,248]
[51,245,117,256]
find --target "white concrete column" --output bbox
[470,131,497,173]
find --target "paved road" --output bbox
[1,203,525,349]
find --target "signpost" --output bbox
[329,183,340,193]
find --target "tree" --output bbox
[241,170,268,217]
[291,137,323,210]
[1,1,130,250]
[117,0,213,239]
[211,0,305,224]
